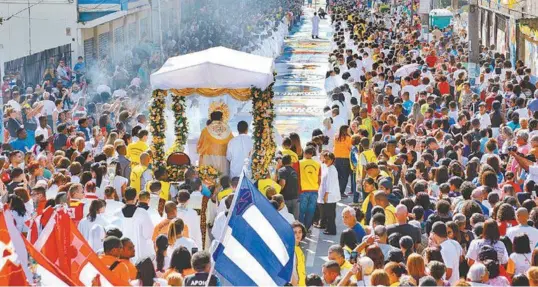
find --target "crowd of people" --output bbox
[5,0,538,285]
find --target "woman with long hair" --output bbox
[8,195,28,234]
[406,253,426,284]
[163,246,194,278]
[134,257,157,286]
[466,219,509,266]
[77,199,108,252]
[289,132,303,160]
[496,203,518,236]
[154,234,169,274]
[333,125,352,197]
[507,234,533,278]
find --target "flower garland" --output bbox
[171,93,189,151]
[250,82,276,181]
[196,165,221,185]
[149,89,166,168]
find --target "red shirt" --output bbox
[68,199,85,226]
[426,55,438,68]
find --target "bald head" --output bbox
[165,201,177,217]
[395,204,408,223]
[140,152,151,166]
[374,190,388,207]
[516,207,529,225]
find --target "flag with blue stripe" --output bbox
[212,176,295,286]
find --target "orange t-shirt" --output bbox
[99,254,132,283]
[333,136,352,158]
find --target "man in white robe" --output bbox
[111,187,154,262]
[226,121,253,178]
[103,187,124,218]
[176,190,203,248]
[312,12,320,39]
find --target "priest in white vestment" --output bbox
[312,12,320,39]
[78,200,110,252]
[176,190,203,248]
[103,187,125,218]
[111,187,154,262]
[226,121,253,178]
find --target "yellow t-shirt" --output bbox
[384,204,397,225]
[126,141,149,164]
[299,158,321,191]
[217,188,233,202]
[257,179,282,197]
[281,148,299,163]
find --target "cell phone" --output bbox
[350,251,358,264]
[191,247,198,254]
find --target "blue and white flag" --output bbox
[212,176,295,286]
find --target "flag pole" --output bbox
[205,163,249,287]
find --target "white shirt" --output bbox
[46,184,59,200]
[401,85,417,102]
[516,107,530,119]
[509,253,532,275]
[104,199,125,218]
[466,239,509,264]
[78,214,109,252]
[226,134,253,178]
[474,112,492,129]
[42,100,56,116]
[279,206,295,224]
[212,211,228,242]
[440,239,462,285]
[167,236,198,256]
[318,164,341,203]
[506,225,538,251]
[187,191,203,211]
[177,206,203,248]
[35,126,49,140]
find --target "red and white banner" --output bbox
[34,208,130,286]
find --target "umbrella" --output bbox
[395,63,420,78]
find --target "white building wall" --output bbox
[0,0,79,77]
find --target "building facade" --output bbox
[0,0,183,84]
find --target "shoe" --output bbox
[323,231,336,235]
[312,223,324,229]
[341,194,349,198]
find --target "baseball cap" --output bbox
[379,177,393,189]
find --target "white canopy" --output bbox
[150,46,275,90]
[429,9,453,17]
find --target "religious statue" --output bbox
[196,102,233,176]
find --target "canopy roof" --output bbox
[150,46,275,91]
[429,9,453,16]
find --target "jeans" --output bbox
[285,199,299,220]
[351,172,359,203]
[334,158,351,195]
[299,192,318,230]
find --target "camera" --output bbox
[507,146,518,152]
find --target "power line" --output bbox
[3,0,46,22]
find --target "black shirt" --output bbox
[184,273,221,287]
[387,223,422,244]
[278,166,299,200]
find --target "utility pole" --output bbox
[28,0,32,55]
[468,0,480,85]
